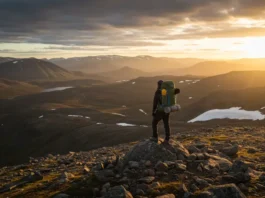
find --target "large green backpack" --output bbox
[157,81,176,112]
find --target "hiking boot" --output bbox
[150,137,158,143]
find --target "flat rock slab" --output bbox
[123,140,189,164]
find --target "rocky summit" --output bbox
[1,127,265,198]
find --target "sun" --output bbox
[241,37,265,58]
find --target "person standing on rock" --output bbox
[151,80,180,144]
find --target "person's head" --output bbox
[157,80,163,88]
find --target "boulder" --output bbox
[138,176,155,184]
[229,160,250,183]
[151,182,161,188]
[155,161,168,172]
[143,169,155,176]
[190,184,199,192]
[175,163,187,172]
[164,161,175,168]
[247,148,257,154]
[145,161,152,167]
[26,171,43,182]
[209,155,232,172]
[187,145,201,153]
[195,184,247,198]
[104,170,115,177]
[237,183,248,192]
[53,193,70,198]
[220,175,238,184]
[123,140,188,165]
[188,154,197,161]
[259,173,265,182]
[193,176,210,189]
[136,189,145,196]
[83,165,90,174]
[94,170,115,182]
[231,160,249,173]
[233,172,251,183]
[221,145,239,156]
[197,153,205,160]
[105,185,133,198]
[59,172,74,183]
[129,161,140,169]
[137,183,151,192]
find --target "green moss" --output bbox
[209,135,228,141]
[65,173,102,197]
[1,173,61,198]
[238,148,265,159]
[155,181,182,194]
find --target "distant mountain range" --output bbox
[48,55,265,77]
[0,57,154,82]
[167,60,265,76]
[48,55,203,73]
[2,56,265,80]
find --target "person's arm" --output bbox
[174,88,180,95]
[152,90,159,115]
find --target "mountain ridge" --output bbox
[0,58,77,81]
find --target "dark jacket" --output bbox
[152,88,180,114]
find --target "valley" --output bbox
[1,55,265,198]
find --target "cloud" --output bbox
[0,49,15,53]
[154,27,265,40]
[0,0,265,49]
[233,42,244,45]
[44,46,107,51]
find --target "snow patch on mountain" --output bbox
[112,113,126,117]
[139,109,147,115]
[116,123,136,127]
[188,107,265,123]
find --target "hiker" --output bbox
[151,80,180,143]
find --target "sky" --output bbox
[0,0,265,59]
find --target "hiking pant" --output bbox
[152,112,170,140]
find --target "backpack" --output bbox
[157,81,177,113]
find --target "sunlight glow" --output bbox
[241,37,265,58]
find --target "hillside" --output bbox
[178,86,265,122]
[3,71,265,166]
[71,71,113,82]
[99,66,150,81]
[49,56,201,73]
[1,75,200,114]
[0,78,41,99]
[175,61,265,76]
[0,75,199,166]
[0,57,16,64]
[178,71,265,106]
[31,79,105,89]
[0,58,77,81]
[1,126,265,198]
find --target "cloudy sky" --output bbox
[1,0,265,59]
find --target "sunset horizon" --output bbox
[1,1,265,59]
